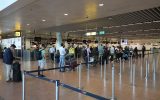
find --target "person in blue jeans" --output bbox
[59,43,66,72]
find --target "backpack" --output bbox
[83,49,87,57]
[36,49,43,60]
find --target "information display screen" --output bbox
[121,39,128,45]
[2,37,21,49]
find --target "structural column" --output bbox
[56,32,62,50]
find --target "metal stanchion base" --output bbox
[38,74,46,77]
[131,83,136,86]
[77,87,84,90]
[145,77,148,80]
[110,97,117,100]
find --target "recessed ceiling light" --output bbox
[99,3,104,7]
[128,24,134,26]
[136,23,143,25]
[64,13,68,16]
[121,25,128,27]
[153,20,160,23]
[42,19,46,22]
[27,24,30,26]
[108,18,112,20]
[144,22,152,24]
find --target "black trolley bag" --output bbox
[65,54,78,71]
[12,61,22,82]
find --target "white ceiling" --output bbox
[0,0,160,35]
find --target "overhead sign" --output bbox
[99,31,105,35]
[15,31,21,37]
[86,32,97,36]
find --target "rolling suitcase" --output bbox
[12,61,22,82]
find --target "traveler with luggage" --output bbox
[36,44,46,76]
[3,44,16,82]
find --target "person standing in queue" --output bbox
[3,44,16,82]
[59,43,66,72]
[37,44,46,76]
[86,45,91,66]
[49,44,56,62]
[110,45,115,63]
[134,47,138,58]
[142,45,146,58]
[98,44,104,64]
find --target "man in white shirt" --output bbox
[86,45,91,56]
[59,43,66,72]
[49,45,55,61]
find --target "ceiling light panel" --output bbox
[42,19,46,22]
[64,13,68,16]
[99,3,104,7]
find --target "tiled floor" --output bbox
[0,53,160,100]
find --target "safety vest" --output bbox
[69,47,75,54]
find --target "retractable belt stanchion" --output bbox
[22,71,25,100]
[55,80,60,100]
[145,59,148,80]
[141,53,143,76]
[131,55,133,68]
[129,56,130,68]
[104,60,107,80]
[130,58,133,84]
[153,57,156,81]
[87,54,90,69]
[119,58,122,78]
[79,63,82,89]
[111,62,116,100]
[100,56,103,78]
[54,52,56,68]
[122,58,124,71]
[132,63,136,86]
[148,58,150,74]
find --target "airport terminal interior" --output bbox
[0,0,160,100]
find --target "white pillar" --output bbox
[56,32,62,51]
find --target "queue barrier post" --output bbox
[119,58,122,78]
[111,62,116,100]
[101,56,103,78]
[55,80,60,100]
[145,59,148,80]
[22,71,26,100]
[132,64,136,86]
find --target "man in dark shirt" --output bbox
[142,45,146,58]
[3,44,16,82]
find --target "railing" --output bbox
[22,65,111,100]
